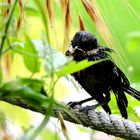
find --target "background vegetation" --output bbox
[0,0,140,139]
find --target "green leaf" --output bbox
[56,59,105,78]
[23,34,41,73]
[0,78,48,106]
[19,78,47,96]
[25,6,39,16]
[0,78,65,112]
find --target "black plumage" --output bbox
[65,31,140,119]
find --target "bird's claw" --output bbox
[67,101,81,109]
[80,105,97,114]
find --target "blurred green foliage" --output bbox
[0,0,140,140]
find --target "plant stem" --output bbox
[34,0,50,44]
[0,0,18,56]
[29,115,50,140]
[29,97,54,140]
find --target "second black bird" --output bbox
[66,31,140,119]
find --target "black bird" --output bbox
[65,31,140,119]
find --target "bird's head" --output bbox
[65,31,112,61]
[65,31,99,61]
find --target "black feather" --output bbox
[114,91,128,119]
[123,86,140,101]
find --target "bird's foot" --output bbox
[80,104,99,114]
[67,101,82,109]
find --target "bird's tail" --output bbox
[123,86,140,101]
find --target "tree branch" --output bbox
[1,97,140,140]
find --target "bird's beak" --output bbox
[65,50,72,56]
[65,45,75,56]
